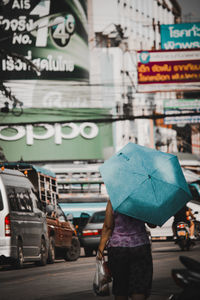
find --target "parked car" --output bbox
[0,168,48,268]
[46,203,80,262]
[79,210,105,257]
[0,163,80,263]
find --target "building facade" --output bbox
[0,0,199,165]
[88,0,181,153]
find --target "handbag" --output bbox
[93,256,112,296]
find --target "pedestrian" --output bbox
[97,199,156,300]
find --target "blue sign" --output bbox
[161,22,200,50]
[139,51,150,64]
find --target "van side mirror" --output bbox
[46,204,54,215]
[66,213,73,221]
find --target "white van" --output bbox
[149,168,200,240]
[0,168,48,267]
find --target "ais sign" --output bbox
[0,0,89,80]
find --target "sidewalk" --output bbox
[63,291,168,300]
[36,289,169,300]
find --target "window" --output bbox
[57,205,66,222]
[16,188,33,212]
[58,182,106,194]
[7,187,19,211]
[89,211,105,224]
[30,188,43,211]
[0,189,3,211]
[6,186,33,212]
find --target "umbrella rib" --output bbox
[131,171,147,176]
[137,177,158,199]
[151,175,190,197]
[149,177,158,203]
[148,156,190,197]
[150,156,176,177]
[133,177,158,204]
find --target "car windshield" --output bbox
[189,183,200,204]
[89,211,105,223]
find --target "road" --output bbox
[0,241,200,300]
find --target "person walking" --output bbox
[97,199,156,300]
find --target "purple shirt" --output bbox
[108,212,150,248]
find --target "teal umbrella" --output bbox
[99,143,192,226]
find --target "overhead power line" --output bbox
[0,112,200,126]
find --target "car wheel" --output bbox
[65,236,80,261]
[15,240,24,268]
[84,247,93,257]
[35,238,47,266]
[47,236,55,264]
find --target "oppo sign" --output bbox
[0,122,99,145]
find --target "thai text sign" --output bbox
[0,0,89,80]
[161,23,200,50]
[164,99,200,111]
[137,50,200,92]
[164,99,200,124]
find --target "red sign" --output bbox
[137,49,200,92]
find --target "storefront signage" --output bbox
[0,122,99,145]
[164,99,200,110]
[164,99,200,124]
[0,108,114,161]
[137,49,200,92]
[164,115,200,125]
[0,0,89,80]
[161,23,200,50]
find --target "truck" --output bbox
[1,163,80,263]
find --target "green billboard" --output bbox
[0,108,114,162]
[0,0,89,80]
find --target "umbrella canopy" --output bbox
[99,143,192,226]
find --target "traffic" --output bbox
[0,162,200,300]
[1,162,200,269]
[0,163,80,268]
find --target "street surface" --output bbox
[0,241,200,300]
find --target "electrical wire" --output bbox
[0,111,200,126]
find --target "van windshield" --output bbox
[0,190,3,211]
